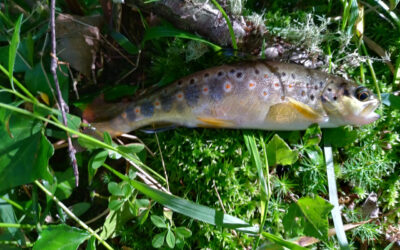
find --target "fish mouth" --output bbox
[359,100,381,124]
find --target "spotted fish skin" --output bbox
[91,61,380,135]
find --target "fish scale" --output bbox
[86,61,380,136]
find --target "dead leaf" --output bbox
[56,14,103,76]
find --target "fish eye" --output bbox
[355,87,370,102]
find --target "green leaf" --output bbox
[283,196,333,242]
[152,231,166,248]
[266,134,298,166]
[116,143,145,155]
[323,127,357,147]
[9,14,23,88]
[69,202,90,217]
[0,194,26,245]
[89,150,108,170]
[108,199,124,210]
[381,93,400,110]
[298,196,334,240]
[24,63,69,104]
[103,132,112,146]
[110,31,139,55]
[103,163,259,234]
[303,124,322,147]
[151,215,167,228]
[108,182,124,196]
[0,110,53,192]
[77,136,101,150]
[85,236,96,250]
[142,25,221,51]
[33,224,90,250]
[99,210,117,240]
[88,150,108,184]
[262,232,307,250]
[175,227,192,238]
[54,168,75,200]
[166,229,176,248]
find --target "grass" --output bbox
[0,0,399,249]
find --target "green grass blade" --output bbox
[9,14,23,90]
[324,145,349,250]
[262,232,308,250]
[142,25,221,51]
[244,132,271,247]
[102,163,259,234]
[209,0,237,49]
[110,31,139,55]
[394,55,400,87]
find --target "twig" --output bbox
[50,0,79,186]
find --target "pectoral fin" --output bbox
[287,97,327,122]
[197,117,236,128]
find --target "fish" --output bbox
[83,61,380,136]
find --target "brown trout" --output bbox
[84,61,380,136]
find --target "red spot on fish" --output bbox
[288,84,293,88]
[263,90,268,96]
[224,82,233,92]
[264,74,268,78]
[122,112,127,119]
[135,107,140,114]
[203,87,209,93]
[155,101,160,107]
[249,82,255,87]
[274,83,280,87]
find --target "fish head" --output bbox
[321,78,380,126]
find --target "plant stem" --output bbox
[0,64,36,101]
[361,42,381,100]
[34,181,113,250]
[0,196,24,211]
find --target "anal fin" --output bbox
[197,117,236,128]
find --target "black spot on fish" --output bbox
[319,81,323,88]
[281,72,286,77]
[160,95,173,112]
[190,78,195,84]
[333,96,337,101]
[291,73,296,79]
[209,78,224,101]
[177,80,183,86]
[184,84,200,107]
[126,107,136,120]
[217,71,224,77]
[255,69,260,74]
[314,85,318,90]
[140,101,154,117]
[327,88,332,92]
[236,72,243,79]
[230,69,235,74]
[204,73,209,78]
[321,95,327,102]
[310,94,315,101]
